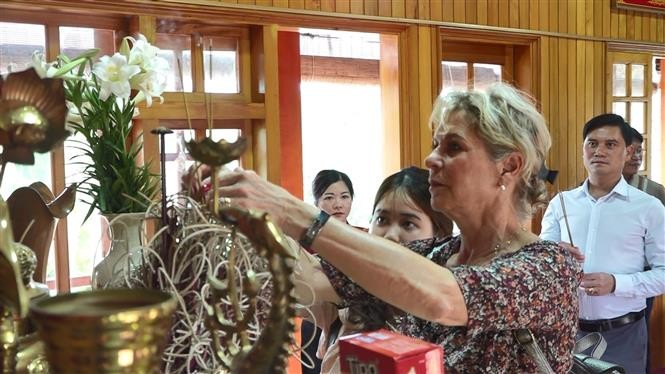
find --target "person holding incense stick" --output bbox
[216,83,582,372]
[540,113,665,373]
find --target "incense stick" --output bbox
[558,192,574,247]
[207,39,214,136]
[176,57,192,131]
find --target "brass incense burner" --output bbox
[0,67,297,373]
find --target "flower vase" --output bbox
[93,213,147,289]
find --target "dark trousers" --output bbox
[577,318,647,374]
[645,297,654,373]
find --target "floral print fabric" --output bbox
[320,236,582,373]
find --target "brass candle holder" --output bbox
[29,289,177,373]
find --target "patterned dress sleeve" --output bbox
[448,240,582,337]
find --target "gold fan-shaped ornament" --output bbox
[0,68,70,164]
[185,137,248,167]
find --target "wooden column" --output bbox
[46,24,70,293]
[380,34,401,175]
[399,25,439,168]
[253,24,281,184]
[277,31,303,198]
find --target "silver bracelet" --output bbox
[299,210,330,248]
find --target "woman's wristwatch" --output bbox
[298,210,331,248]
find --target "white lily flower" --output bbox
[126,34,162,71]
[131,69,167,107]
[31,51,58,78]
[92,53,141,101]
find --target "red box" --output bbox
[339,329,444,374]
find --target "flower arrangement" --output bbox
[31,34,169,220]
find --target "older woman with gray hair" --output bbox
[216,83,582,372]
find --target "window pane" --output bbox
[0,22,45,75]
[64,132,101,290]
[442,61,468,94]
[210,129,240,171]
[630,102,645,134]
[612,102,627,120]
[631,64,645,97]
[155,33,192,92]
[202,36,239,93]
[164,129,195,196]
[473,63,502,92]
[59,27,116,61]
[0,152,52,198]
[300,29,380,60]
[613,63,626,96]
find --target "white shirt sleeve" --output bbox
[613,201,665,298]
[539,195,562,242]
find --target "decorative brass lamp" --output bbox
[30,289,177,373]
[0,67,177,373]
[185,135,298,373]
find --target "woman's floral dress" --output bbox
[320,236,583,373]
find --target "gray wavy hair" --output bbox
[429,83,552,218]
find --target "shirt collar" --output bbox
[580,177,629,200]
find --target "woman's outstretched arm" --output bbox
[218,170,468,326]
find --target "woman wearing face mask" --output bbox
[301,167,453,373]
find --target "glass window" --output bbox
[473,63,502,92]
[0,22,45,75]
[60,26,117,289]
[164,129,195,196]
[300,29,380,60]
[630,102,645,133]
[631,64,645,97]
[613,63,626,97]
[441,61,468,94]
[155,33,192,92]
[60,27,116,61]
[612,101,627,120]
[202,36,239,93]
[210,129,241,171]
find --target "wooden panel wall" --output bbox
[218,0,665,44]
[539,37,606,190]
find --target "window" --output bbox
[608,51,653,176]
[156,33,193,92]
[650,57,663,183]
[299,29,393,228]
[440,41,511,93]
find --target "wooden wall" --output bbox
[214,0,665,44]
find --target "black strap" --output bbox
[326,317,343,349]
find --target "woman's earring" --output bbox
[500,184,506,191]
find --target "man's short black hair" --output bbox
[582,113,631,145]
[628,126,643,144]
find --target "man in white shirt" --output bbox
[540,113,665,373]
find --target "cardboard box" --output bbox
[339,329,444,374]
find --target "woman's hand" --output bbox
[216,169,317,238]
